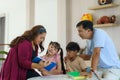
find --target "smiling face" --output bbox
[34,32,46,45]
[47,44,59,56]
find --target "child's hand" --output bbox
[66,69,71,73]
[81,72,92,78]
[39,61,45,67]
[64,56,68,63]
[41,69,50,76]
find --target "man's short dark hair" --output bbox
[76,20,93,31]
[66,42,80,52]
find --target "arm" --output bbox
[18,41,44,70]
[79,54,91,60]
[18,41,32,69]
[79,58,92,77]
[64,57,73,72]
[48,60,62,74]
[41,60,62,76]
[31,63,44,70]
[79,57,87,71]
[91,48,101,71]
[65,62,73,72]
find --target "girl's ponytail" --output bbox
[59,48,66,74]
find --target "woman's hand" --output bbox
[39,61,45,66]
[39,61,51,67]
[31,63,44,70]
[40,69,51,76]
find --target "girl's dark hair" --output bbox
[76,20,93,31]
[48,41,66,74]
[9,25,47,52]
[66,42,80,52]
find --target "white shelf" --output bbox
[88,4,119,10]
[94,23,117,28]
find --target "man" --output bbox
[76,20,120,80]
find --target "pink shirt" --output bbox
[41,54,60,70]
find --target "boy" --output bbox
[65,42,90,76]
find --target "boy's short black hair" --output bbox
[76,20,93,31]
[66,42,80,52]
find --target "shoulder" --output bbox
[77,56,84,61]
[41,55,46,60]
[56,54,60,59]
[54,54,60,62]
[56,54,60,57]
[18,40,32,49]
[93,28,107,40]
[18,40,31,46]
[94,28,106,35]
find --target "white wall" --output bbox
[35,0,69,56]
[0,0,29,48]
[0,0,68,56]
[0,0,119,56]
[68,0,120,54]
[35,0,58,55]
[57,0,67,56]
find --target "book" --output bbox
[32,57,57,71]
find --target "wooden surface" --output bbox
[94,23,117,28]
[88,4,119,10]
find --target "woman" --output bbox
[0,25,47,80]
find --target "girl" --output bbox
[41,41,66,75]
[0,25,47,80]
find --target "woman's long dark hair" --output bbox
[9,25,47,52]
[47,42,66,74]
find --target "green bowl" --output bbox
[67,71,80,77]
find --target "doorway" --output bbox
[0,16,5,67]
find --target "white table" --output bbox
[27,75,73,80]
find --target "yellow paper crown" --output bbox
[81,13,93,22]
